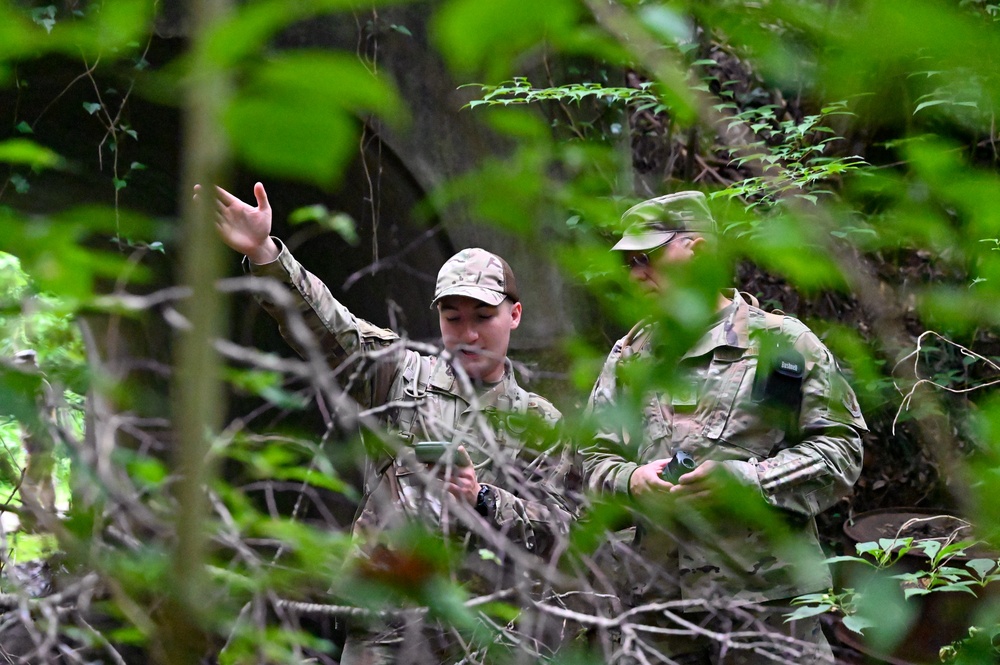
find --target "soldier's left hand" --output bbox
[669,460,723,500]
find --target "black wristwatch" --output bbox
[475,484,495,518]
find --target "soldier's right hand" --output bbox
[193,181,280,264]
[629,459,675,496]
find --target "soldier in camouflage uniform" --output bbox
[11,349,58,532]
[198,181,574,664]
[584,191,866,664]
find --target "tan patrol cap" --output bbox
[430,248,519,308]
[612,191,717,252]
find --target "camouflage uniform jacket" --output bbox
[249,241,573,562]
[584,290,866,603]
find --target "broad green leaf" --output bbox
[855,541,882,555]
[823,555,874,566]
[202,0,407,68]
[225,97,357,187]
[0,205,155,300]
[842,614,876,634]
[226,52,404,186]
[0,139,64,169]
[245,52,403,121]
[932,581,978,595]
[914,539,941,561]
[967,558,998,579]
[0,6,38,59]
[45,0,152,57]
[878,537,913,552]
[432,0,580,76]
[288,206,359,246]
[783,604,832,622]
[639,5,693,43]
[913,99,948,114]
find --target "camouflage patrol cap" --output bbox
[612,191,717,252]
[430,248,519,308]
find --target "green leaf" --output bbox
[0,139,64,169]
[433,0,580,76]
[915,539,941,561]
[227,52,403,186]
[932,581,978,595]
[477,548,501,565]
[843,614,876,634]
[128,456,168,486]
[289,206,359,246]
[878,537,913,553]
[0,6,38,57]
[251,51,403,120]
[823,555,875,566]
[226,97,357,187]
[966,558,998,580]
[638,5,692,43]
[83,102,102,115]
[10,174,30,193]
[113,177,127,191]
[15,121,33,134]
[784,604,832,622]
[56,0,153,56]
[225,368,309,411]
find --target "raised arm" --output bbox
[193,181,280,265]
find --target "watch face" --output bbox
[476,485,493,516]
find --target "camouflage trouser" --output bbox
[340,614,473,665]
[611,603,833,665]
[592,530,833,665]
[18,429,56,532]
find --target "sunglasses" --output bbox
[622,234,687,269]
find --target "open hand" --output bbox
[193,181,279,264]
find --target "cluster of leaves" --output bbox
[788,535,1000,662]
[790,534,1000,648]
[716,101,869,207]
[466,76,667,114]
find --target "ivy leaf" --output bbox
[83,102,102,116]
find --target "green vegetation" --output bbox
[2,0,1000,663]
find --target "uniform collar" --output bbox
[428,355,518,409]
[682,289,751,359]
